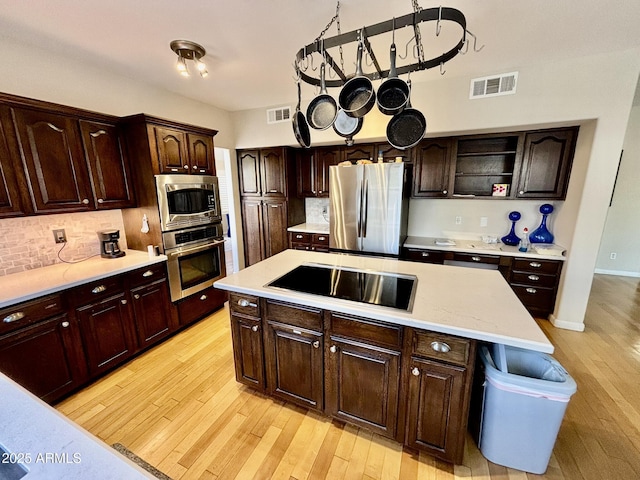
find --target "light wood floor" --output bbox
[57,274,640,479]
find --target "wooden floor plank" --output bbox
[56,274,640,480]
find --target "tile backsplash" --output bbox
[0,210,126,276]
[305,198,330,224]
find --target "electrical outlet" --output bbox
[610,252,617,260]
[322,206,328,216]
[53,229,67,244]
[480,216,488,227]
[455,216,462,225]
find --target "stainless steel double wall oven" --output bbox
[156,174,226,302]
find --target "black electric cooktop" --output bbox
[267,263,417,311]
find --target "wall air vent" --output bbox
[266,106,291,124]
[470,72,518,99]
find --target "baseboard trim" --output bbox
[594,268,640,278]
[549,314,586,332]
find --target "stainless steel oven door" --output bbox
[165,239,226,302]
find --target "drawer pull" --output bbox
[443,190,448,194]
[121,299,128,305]
[82,198,90,205]
[61,321,70,328]
[192,165,198,170]
[3,312,25,323]
[92,285,106,294]
[237,298,257,308]
[251,325,259,332]
[330,345,337,353]
[471,256,481,262]
[97,198,104,204]
[421,252,430,257]
[412,367,421,376]
[45,303,58,309]
[200,294,208,301]
[296,234,303,239]
[317,236,326,241]
[431,341,451,353]
[142,270,154,277]
[312,341,320,349]
[526,288,537,294]
[529,262,542,268]
[528,275,540,281]
[133,294,140,300]
[268,189,278,193]
[183,165,189,170]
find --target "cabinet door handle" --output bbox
[251,325,259,332]
[3,312,25,323]
[97,198,104,204]
[529,262,542,268]
[82,198,90,205]
[526,288,537,294]
[519,190,525,195]
[121,299,128,305]
[329,345,337,353]
[421,252,430,257]
[192,165,198,170]
[268,189,278,193]
[61,321,70,328]
[471,256,481,262]
[183,165,189,170]
[237,298,257,308]
[431,341,451,353]
[411,367,420,376]
[133,294,140,300]
[317,236,326,241]
[295,234,303,239]
[528,275,540,281]
[142,270,154,277]
[200,294,208,301]
[442,190,448,194]
[312,341,320,349]
[92,285,106,294]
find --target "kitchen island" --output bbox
[214,249,552,464]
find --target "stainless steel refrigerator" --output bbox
[329,162,410,256]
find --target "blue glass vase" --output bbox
[530,204,555,244]
[501,211,521,246]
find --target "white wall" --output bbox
[595,104,640,276]
[232,48,640,332]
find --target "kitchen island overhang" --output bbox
[214,249,553,353]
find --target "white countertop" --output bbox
[404,236,566,261]
[287,223,330,234]
[214,249,553,353]
[0,250,167,309]
[0,373,155,479]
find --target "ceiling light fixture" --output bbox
[170,40,208,78]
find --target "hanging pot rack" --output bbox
[295,6,478,89]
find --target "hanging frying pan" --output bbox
[338,40,375,118]
[306,62,337,130]
[333,108,363,146]
[292,80,311,148]
[377,20,409,116]
[386,80,426,150]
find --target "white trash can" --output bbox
[478,344,577,474]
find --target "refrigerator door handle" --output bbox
[356,179,363,238]
[362,179,368,238]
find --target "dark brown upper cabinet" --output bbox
[153,126,215,175]
[413,138,454,198]
[79,120,135,210]
[516,127,578,199]
[0,106,27,217]
[238,148,287,197]
[343,144,375,163]
[296,146,340,198]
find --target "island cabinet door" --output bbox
[264,320,324,410]
[325,336,401,439]
[405,357,467,463]
[229,314,265,390]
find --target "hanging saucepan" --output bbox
[333,108,363,146]
[338,40,375,118]
[377,20,409,116]
[386,79,426,150]
[306,62,337,130]
[292,80,311,148]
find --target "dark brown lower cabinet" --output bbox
[405,357,467,462]
[0,314,86,403]
[230,314,265,389]
[264,320,324,410]
[325,336,401,438]
[75,292,137,377]
[130,279,172,347]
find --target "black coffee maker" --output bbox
[98,230,126,259]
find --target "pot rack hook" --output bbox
[300,46,309,72]
[467,30,485,52]
[436,6,442,36]
[398,34,416,60]
[458,37,469,55]
[439,61,446,75]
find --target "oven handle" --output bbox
[167,240,225,257]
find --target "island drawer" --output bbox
[265,299,322,331]
[0,294,64,335]
[512,258,562,275]
[230,293,261,317]
[328,312,403,350]
[412,330,472,366]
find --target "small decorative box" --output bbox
[492,183,509,196]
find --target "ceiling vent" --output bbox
[266,106,291,124]
[470,72,518,99]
